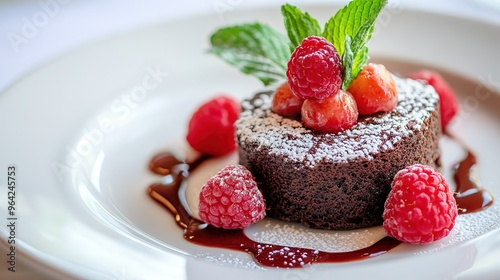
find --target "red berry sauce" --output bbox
[146,131,493,268]
[148,152,400,268]
[447,133,494,214]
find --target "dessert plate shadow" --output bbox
[1,4,500,279]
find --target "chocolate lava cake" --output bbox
[235,76,442,230]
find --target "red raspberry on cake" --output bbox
[286,36,343,100]
[186,96,241,156]
[272,81,304,117]
[198,165,266,229]
[301,89,358,133]
[383,164,458,244]
[348,63,398,115]
[409,70,459,131]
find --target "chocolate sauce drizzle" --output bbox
[147,136,493,268]
[447,133,494,213]
[148,152,400,268]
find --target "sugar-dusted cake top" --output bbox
[236,76,439,166]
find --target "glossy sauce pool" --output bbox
[146,60,496,268]
[147,134,493,268]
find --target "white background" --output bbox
[1,0,500,279]
[2,0,500,93]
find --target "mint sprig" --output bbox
[208,0,387,89]
[281,4,321,50]
[209,23,291,86]
[324,0,387,89]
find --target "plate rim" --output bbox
[1,3,500,279]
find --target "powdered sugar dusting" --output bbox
[246,219,386,253]
[235,76,439,166]
[411,204,500,255]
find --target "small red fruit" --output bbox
[287,36,343,100]
[186,96,240,156]
[409,70,459,131]
[348,63,398,115]
[301,89,358,133]
[383,164,458,244]
[198,165,266,229]
[271,81,304,116]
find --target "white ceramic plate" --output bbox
[1,4,500,279]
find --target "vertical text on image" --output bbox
[6,165,17,272]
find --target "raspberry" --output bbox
[409,70,459,131]
[383,164,458,244]
[286,36,343,100]
[271,81,304,117]
[186,96,240,156]
[348,63,398,115]
[301,89,358,133]
[198,165,266,229]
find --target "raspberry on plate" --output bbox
[198,165,266,229]
[409,70,459,131]
[383,164,458,244]
[286,36,343,100]
[348,63,398,115]
[271,81,304,117]
[301,89,358,133]
[186,96,241,156]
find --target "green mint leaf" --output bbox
[323,0,387,89]
[353,46,369,79]
[350,18,375,56]
[342,34,354,90]
[343,45,369,90]
[281,4,322,49]
[323,0,387,57]
[209,23,291,86]
[342,19,374,89]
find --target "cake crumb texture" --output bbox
[235,76,442,230]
